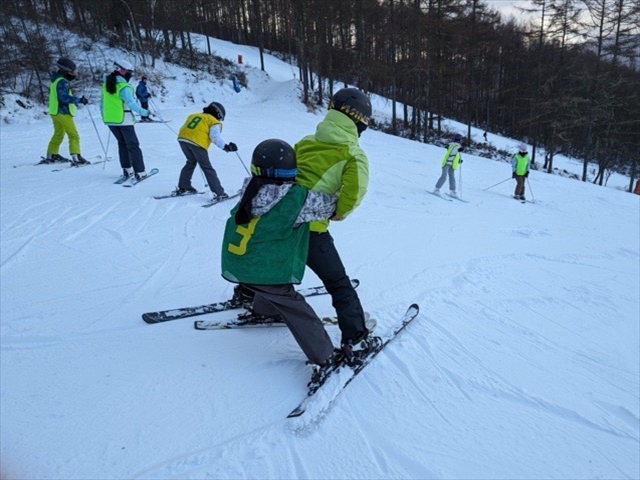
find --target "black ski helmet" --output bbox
[57,58,76,73]
[203,101,225,121]
[329,88,372,127]
[251,139,297,179]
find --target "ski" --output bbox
[123,168,160,187]
[138,118,171,124]
[154,191,206,200]
[446,193,470,203]
[52,156,113,172]
[194,313,377,331]
[201,191,241,208]
[195,316,339,330]
[141,279,360,324]
[287,303,419,421]
[114,175,130,185]
[427,191,453,202]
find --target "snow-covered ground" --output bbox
[1,35,639,479]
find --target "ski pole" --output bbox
[87,105,107,159]
[149,97,165,122]
[526,177,535,201]
[102,133,110,171]
[235,151,250,175]
[458,164,463,197]
[483,177,511,191]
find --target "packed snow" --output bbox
[1,35,639,479]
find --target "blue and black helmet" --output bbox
[251,139,296,179]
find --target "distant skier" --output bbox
[135,76,151,122]
[293,87,377,367]
[101,59,151,181]
[512,143,531,201]
[174,101,237,200]
[44,57,90,166]
[433,133,464,198]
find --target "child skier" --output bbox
[44,57,90,166]
[220,139,380,390]
[175,101,237,201]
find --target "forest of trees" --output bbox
[1,0,639,190]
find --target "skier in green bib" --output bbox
[44,58,89,166]
[512,143,531,201]
[221,139,380,389]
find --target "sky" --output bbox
[485,0,535,21]
[1,32,639,480]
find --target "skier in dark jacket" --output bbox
[44,58,90,166]
[135,76,150,122]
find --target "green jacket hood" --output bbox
[314,109,359,144]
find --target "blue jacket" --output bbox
[136,81,149,102]
[49,72,81,115]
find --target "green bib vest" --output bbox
[514,153,530,175]
[48,77,76,116]
[221,186,309,285]
[101,81,131,124]
[440,144,461,170]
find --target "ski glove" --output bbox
[80,96,89,105]
[512,172,516,179]
[525,171,530,178]
[224,142,238,152]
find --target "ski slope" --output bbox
[1,35,639,479]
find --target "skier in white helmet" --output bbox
[101,59,151,181]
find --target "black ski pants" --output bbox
[306,231,366,343]
[108,125,146,174]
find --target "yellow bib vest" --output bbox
[177,113,221,149]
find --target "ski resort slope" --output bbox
[1,36,639,480]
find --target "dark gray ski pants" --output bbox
[178,141,225,196]
[245,284,335,366]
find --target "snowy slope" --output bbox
[1,36,639,480]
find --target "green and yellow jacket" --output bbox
[294,109,368,232]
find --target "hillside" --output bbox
[1,37,639,480]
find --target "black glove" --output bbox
[458,147,464,153]
[80,96,88,105]
[459,158,464,164]
[525,171,529,178]
[223,142,238,152]
[512,172,516,179]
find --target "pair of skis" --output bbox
[114,168,160,186]
[153,190,241,207]
[428,191,470,203]
[141,281,419,421]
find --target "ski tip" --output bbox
[408,303,420,313]
[351,278,360,288]
[142,313,159,324]
[287,406,305,418]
